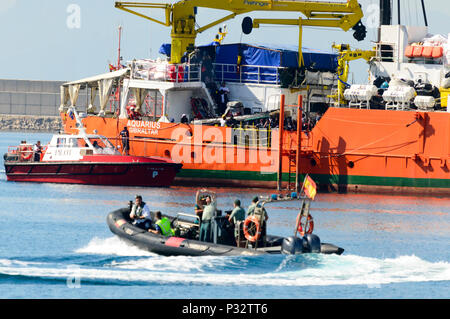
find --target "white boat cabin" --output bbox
[42,134,120,162]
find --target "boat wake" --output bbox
[0,237,449,287]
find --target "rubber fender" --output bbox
[281,236,303,255]
[303,234,321,253]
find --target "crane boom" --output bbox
[115,0,366,64]
[329,43,376,105]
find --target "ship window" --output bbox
[77,138,87,147]
[379,44,394,62]
[68,138,77,148]
[56,138,66,148]
[89,138,107,148]
[101,137,115,149]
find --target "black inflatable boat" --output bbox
[106,207,344,257]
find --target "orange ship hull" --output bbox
[61,107,450,194]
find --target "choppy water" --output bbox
[0,131,449,299]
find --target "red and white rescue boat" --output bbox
[3,131,182,187]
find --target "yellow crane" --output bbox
[329,43,376,105]
[115,0,367,65]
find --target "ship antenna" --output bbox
[420,0,428,26]
[117,25,122,69]
[379,0,392,42]
[380,0,392,26]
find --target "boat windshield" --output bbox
[88,136,120,155]
[56,137,89,148]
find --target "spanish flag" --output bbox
[303,175,317,200]
[109,64,117,72]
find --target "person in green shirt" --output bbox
[148,211,175,237]
[199,191,216,242]
[229,199,245,223]
[247,196,268,221]
[228,199,246,247]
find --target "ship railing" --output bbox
[374,42,397,63]
[130,59,291,85]
[213,63,284,85]
[7,144,34,162]
[130,60,202,83]
[229,126,312,150]
[231,127,273,148]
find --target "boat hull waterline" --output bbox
[4,155,182,187]
[107,208,344,257]
[63,108,450,194]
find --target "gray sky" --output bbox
[1,0,448,82]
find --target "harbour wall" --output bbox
[0,114,63,132]
[0,79,84,131]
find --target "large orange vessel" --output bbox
[60,0,450,194]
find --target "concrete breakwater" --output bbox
[0,114,62,132]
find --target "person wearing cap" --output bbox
[228,199,245,224]
[148,211,175,237]
[247,196,268,246]
[130,195,153,230]
[247,196,266,218]
[228,199,246,247]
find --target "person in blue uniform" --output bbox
[119,126,130,155]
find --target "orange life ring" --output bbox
[20,146,33,161]
[243,215,262,242]
[296,214,314,237]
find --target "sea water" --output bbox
[0,131,449,299]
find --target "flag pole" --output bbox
[295,94,302,193]
[299,173,308,199]
[117,25,122,69]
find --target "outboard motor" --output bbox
[302,234,321,253]
[281,236,303,255]
[282,234,322,255]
